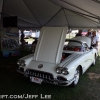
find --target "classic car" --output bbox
[17,27,98,87]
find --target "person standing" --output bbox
[91,31,99,49]
[20,30,25,44]
[30,38,38,52]
[76,30,82,36]
[20,30,28,48]
[86,29,92,38]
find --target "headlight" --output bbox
[62,68,69,75]
[56,67,62,74]
[17,60,26,67]
[17,60,22,65]
[56,67,69,75]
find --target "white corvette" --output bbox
[17,27,98,87]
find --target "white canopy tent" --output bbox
[0,0,100,29]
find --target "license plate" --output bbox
[30,76,43,84]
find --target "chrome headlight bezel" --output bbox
[56,67,62,74]
[61,68,69,75]
[17,59,26,67]
[56,67,69,75]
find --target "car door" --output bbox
[82,43,94,72]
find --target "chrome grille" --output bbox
[25,69,54,80]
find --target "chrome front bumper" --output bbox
[17,68,74,86]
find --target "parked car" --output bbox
[24,31,32,38]
[17,27,98,87]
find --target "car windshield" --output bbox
[64,40,82,52]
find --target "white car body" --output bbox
[17,27,98,87]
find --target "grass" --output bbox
[66,36,74,39]
[24,38,34,42]
[0,51,100,100]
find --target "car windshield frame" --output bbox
[64,39,84,52]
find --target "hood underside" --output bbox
[33,26,68,64]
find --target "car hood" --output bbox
[33,26,68,64]
[20,53,34,60]
[25,60,58,77]
[59,53,83,68]
[24,53,82,75]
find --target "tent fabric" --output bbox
[0,0,100,29]
[0,0,3,26]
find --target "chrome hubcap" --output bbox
[74,69,79,85]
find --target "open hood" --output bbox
[33,26,68,64]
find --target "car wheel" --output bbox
[70,67,80,87]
